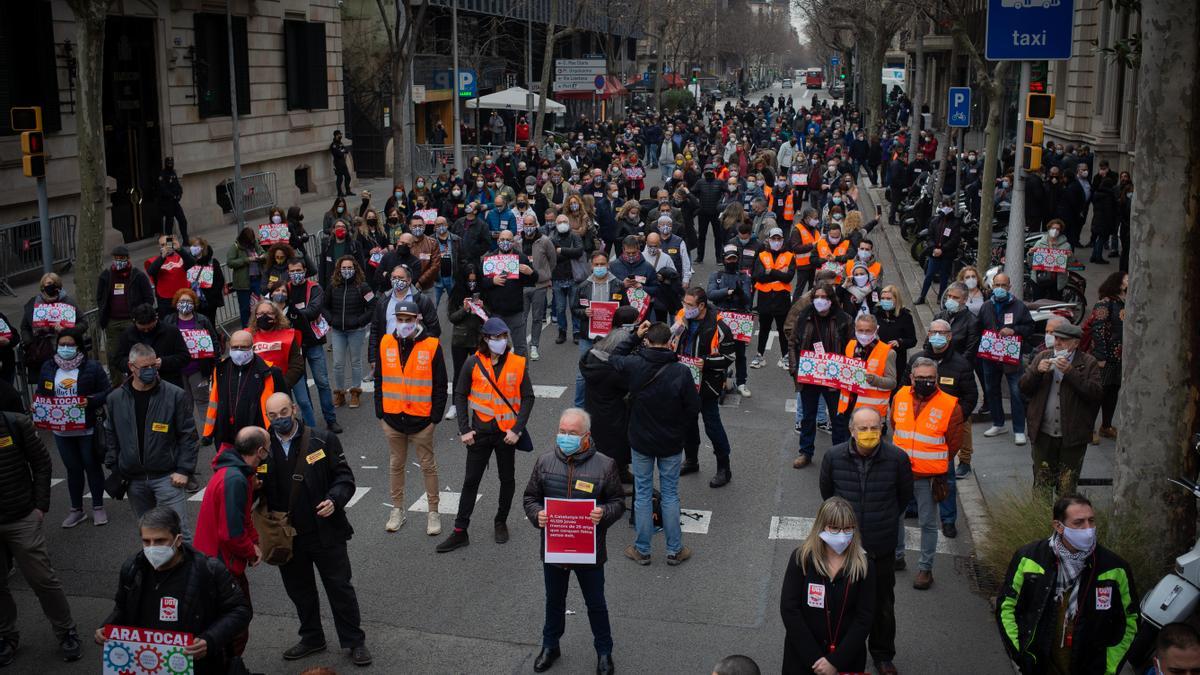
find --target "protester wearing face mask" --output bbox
[258,392,371,666]
[673,288,736,487]
[570,252,629,406]
[97,244,154,373]
[1018,322,1102,494]
[819,409,913,675]
[147,234,198,318]
[842,262,878,314]
[201,329,284,451]
[786,208,821,296]
[836,314,897,434]
[374,301,447,536]
[95,507,251,673]
[788,284,853,468]
[104,343,198,540]
[956,266,987,315]
[1055,166,1092,249]
[914,200,962,305]
[277,258,340,434]
[161,289,220,456]
[115,302,191,396]
[996,494,1138,675]
[889,358,963,590]
[323,256,376,409]
[780,497,876,675]
[368,265,440,373]
[815,224,852,279]
[248,300,307,427]
[1027,218,1074,301]
[545,216,581,348]
[523,408,624,675]
[438,318,535,554]
[36,328,111,528]
[476,230,539,357]
[707,245,755,396]
[751,228,796,371]
[978,273,1035,444]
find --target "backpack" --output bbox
[627,487,664,528]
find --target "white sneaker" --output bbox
[530,346,540,361]
[737,384,752,397]
[427,512,442,536]
[1014,433,1028,446]
[385,508,406,532]
[750,355,765,369]
[444,405,457,420]
[777,357,789,369]
[983,425,1007,437]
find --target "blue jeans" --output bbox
[797,385,846,458]
[304,344,337,424]
[329,327,366,391]
[896,477,939,571]
[631,450,683,556]
[685,396,732,465]
[795,392,830,426]
[128,475,191,542]
[236,277,263,327]
[661,162,673,183]
[573,337,593,407]
[541,564,612,655]
[552,281,579,334]
[940,458,958,524]
[647,143,661,167]
[293,376,318,428]
[982,361,1026,433]
[54,432,104,510]
[919,255,951,302]
[433,275,454,308]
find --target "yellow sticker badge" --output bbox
[306,449,326,465]
[939,377,954,386]
[151,422,170,433]
[0,436,12,448]
[574,480,594,493]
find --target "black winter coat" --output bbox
[262,424,355,546]
[693,176,725,214]
[579,335,632,465]
[934,307,982,362]
[780,554,876,674]
[0,412,51,523]
[114,322,191,389]
[607,335,700,457]
[522,445,625,566]
[96,266,154,328]
[367,291,441,363]
[910,345,979,415]
[322,281,377,332]
[874,307,917,385]
[819,440,914,555]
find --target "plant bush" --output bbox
[660,89,696,113]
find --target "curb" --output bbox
[856,180,993,554]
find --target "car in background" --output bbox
[829,80,845,99]
[782,78,793,89]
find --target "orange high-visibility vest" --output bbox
[467,352,526,431]
[673,309,722,356]
[816,237,850,261]
[844,259,882,280]
[202,364,276,438]
[783,193,796,223]
[251,328,298,371]
[891,387,959,475]
[763,185,773,206]
[791,223,817,266]
[379,334,439,417]
[838,340,892,417]
[755,250,794,293]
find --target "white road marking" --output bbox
[50,478,63,487]
[346,487,371,508]
[533,385,567,399]
[768,516,969,556]
[679,508,712,534]
[361,465,379,469]
[785,398,797,413]
[408,490,481,513]
[189,487,206,502]
[765,332,777,352]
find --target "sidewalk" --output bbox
[854,180,1118,529]
[0,175,399,318]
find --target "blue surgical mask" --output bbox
[56,345,78,360]
[556,433,583,455]
[943,298,961,313]
[683,306,700,320]
[592,266,607,278]
[929,334,949,350]
[878,299,895,312]
[992,287,1009,302]
[137,366,158,384]
[271,416,294,436]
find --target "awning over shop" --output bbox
[465,87,566,113]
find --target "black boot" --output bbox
[555,330,567,344]
[534,647,561,672]
[679,459,699,476]
[709,460,731,488]
[435,529,470,553]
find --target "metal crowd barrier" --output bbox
[0,214,77,297]
[223,171,277,217]
[413,144,506,174]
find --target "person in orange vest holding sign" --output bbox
[889,358,963,591]
[750,228,796,371]
[202,329,285,452]
[249,301,306,396]
[814,223,852,283]
[787,207,821,297]
[375,300,448,537]
[437,317,535,554]
[837,314,897,424]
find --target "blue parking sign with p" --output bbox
[948,87,971,128]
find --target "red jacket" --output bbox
[145,251,193,300]
[194,449,259,576]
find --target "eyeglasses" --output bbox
[824,526,855,535]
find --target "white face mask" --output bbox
[769,239,783,251]
[853,274,869,287]
[556,222,570,234]
[1059,524,1096,553]
[1044,333,1056,349]
[857,249,872,261]
[396,322,418,338]
[964,277,978,290]
[487,338,508,355]
[143,543,177,570]
[1048,228,1060,238]
[813,297,832,313]
[940,206,953,215]
[229,348,253,366]
[272,215,283,224]
[855,331,876,344]
[819,530,853,555]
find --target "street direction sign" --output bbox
[948,87,971,127]
[985,0,1075,61]
[594,75,606,90]
[831,56,840,66]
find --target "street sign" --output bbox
[947,87,971,127]
[594,75,606,91]
[432,69,477,97]
[643,71,650,81]
[411,85,426,104]
[555,59,604,77]
[984,0,1075,61]
[831,56,840,66]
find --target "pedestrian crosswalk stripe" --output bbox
[346,487,371,508]
[50,478,63,487]
[785,398,796,413]
[533,385,566,398]
[189,487,206,502]
[408,490,481,513]
[767,516,969,556]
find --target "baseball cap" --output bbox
[393,300,421,317]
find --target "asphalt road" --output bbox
[7,84,1016,675]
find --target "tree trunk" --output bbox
[67,0,108,311]
[975,69,1006,272]
[533,1,558,142]
[1113,0,1200,561]
[653,19,664,109]
[860,35,886,134]
[908,21,926,162]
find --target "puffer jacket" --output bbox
[910,344,979,415]
[0,412,51,523]
[693,176,725,214]
[818,440,914,556]
[607,335,700,457]
[996,539,1138,675]
[322,280,377,332]
[104,379,198,479]
[522,445,625,566]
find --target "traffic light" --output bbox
[1029,61,1048,93]
[1026,93,1055,120]
[838,67,846,80]
[12,106,45,178]
[1022,145,1043,172]
[1023,120,1044,145]
[1022,118,1046,171]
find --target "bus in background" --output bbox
[805,68,824,89]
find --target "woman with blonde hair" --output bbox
[563,193,597,262]
[719,202,746,239]
[615,200,643,241]
[955,265,987,316]
[780,496,875,675]
[872,284,917,388]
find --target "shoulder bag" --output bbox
[252,438,321,565]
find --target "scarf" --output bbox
[1050,532,1091,626]
[54,352,85,372]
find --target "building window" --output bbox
[284,21,329,110]
[193,12,250,119]
[0,1,60,134]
